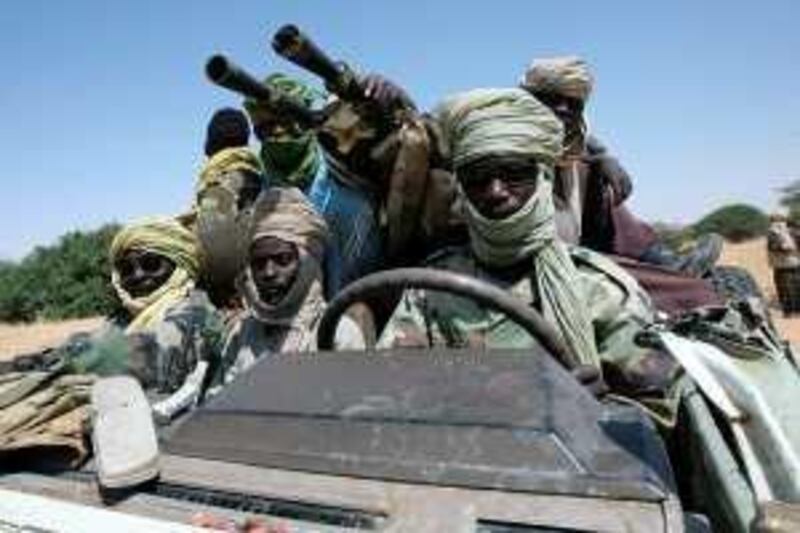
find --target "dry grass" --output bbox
[0,317,104,360]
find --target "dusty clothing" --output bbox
[0,372,94,468]
[194,147,267,302]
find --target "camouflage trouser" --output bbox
[0,371,95,467]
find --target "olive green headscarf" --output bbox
[244,73,324,190]
[110,217,201,333]
[436,88,600,369]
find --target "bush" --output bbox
[691,204,768,243]
[0,224,122,323]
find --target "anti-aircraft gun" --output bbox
[205,53,321,130]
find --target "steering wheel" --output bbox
[317,267,580,370]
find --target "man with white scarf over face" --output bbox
[219,188,364,384]
[379,88,681,426]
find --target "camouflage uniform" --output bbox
[0,288,225,467]
[381,246,650,364]
[379,245,681,425]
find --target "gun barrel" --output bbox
[271,24,360,100]
[205,54,317,128]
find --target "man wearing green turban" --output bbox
[379,88,680,425]
[244,73,325,191]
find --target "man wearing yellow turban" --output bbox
[379,88,680,426]
[193,129,266,306]
[103,217,225,419]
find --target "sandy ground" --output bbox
[0,317,103,360]
[0,237,795,360]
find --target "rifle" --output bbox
[271,25,411,129]
[205,54,321,129]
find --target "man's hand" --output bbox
[361,73,417,111]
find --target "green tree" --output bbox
[692,204,768,243]
[0,224,122,323]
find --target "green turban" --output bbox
[110,217,201,332]
[244,73,324,190]
[520,56,594,103]
[435,88,564,169]
[243,73,322,123]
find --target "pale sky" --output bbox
[1,0,798,259]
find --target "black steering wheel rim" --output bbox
[317,267,580,370]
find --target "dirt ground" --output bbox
[0,237,795,360]
[0,317,103,360]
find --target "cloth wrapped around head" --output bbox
[196,146,264,201]
[241,188,329,326]
[110,217,201,333]
[244,73,324,189]
[436,87,564,170]
[520,56,594,102]
[243,73,322,124]
[435,88,599,369]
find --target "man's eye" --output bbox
[141,255,162,273]
[276,254,294,266]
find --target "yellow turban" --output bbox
[110,217,201,333]
[195,146,263,200]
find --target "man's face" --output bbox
[459,157,539,220]
[250,236,300,305]
[529,91,583,135]
[252,110,304,143]
[115,249,176,298]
